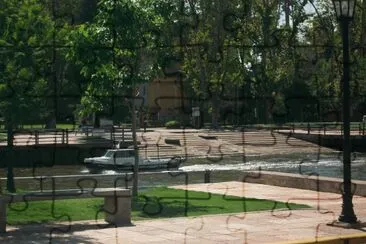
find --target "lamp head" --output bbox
[333,0,356,20]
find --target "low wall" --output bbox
[239,171,366,196]
[279,132,366,152]
[0,145,109,167]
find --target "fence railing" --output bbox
[239,122,366,136]
[281,122,366,136]
[0,126,135,146]
[2,122,366,146]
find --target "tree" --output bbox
[66,0,156,123]
[66,0,158,196]
[0,0,56,192]
[177,0,252,128]
[0,0,53,128]
[40,0,98,128]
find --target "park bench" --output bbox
[0,187,131,233]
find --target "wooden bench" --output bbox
[0,187,131,233]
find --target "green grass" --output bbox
[7,187,310,225]
[20,124,76,129]
[0,132,6,141]
[56,124,77,129]
[0,124,77,129]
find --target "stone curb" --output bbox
[273,232,366,244]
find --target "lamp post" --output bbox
[332,0,358,224]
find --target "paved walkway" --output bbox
[1,128,337,158]
[2,181,366,243]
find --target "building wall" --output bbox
[144,76,183,122]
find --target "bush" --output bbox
[165,120,181,129]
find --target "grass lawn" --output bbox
[0,132,6,141]
[7,187,310,225]
[20,124,76,129]
[0,124,77,130]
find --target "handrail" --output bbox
[0,127,134,146]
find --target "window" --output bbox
[128,150,135,157]
[115,151,125,158]
[104,151,114,157]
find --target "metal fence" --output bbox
[0,127,134,146]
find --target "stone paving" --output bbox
[2,181,366,243]
[0,128,337,158]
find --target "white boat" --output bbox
[84,149,182,171]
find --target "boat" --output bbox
[84,148,182,171]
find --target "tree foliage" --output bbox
[66,0,157,121]
[3,0,366,126]
[0,0,53,127]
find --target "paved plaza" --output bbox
[1,181,366,243]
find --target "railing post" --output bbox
[307,123,310,135]
[204,170,211,183]
[359,123,361,135]
[122,128,124,142]
[323,123,326,135]
[35,130,39,145]
[40,177,44,192]
[62,129,65,144]
[66,128,69,144]
[363,122,365,136]
[110,127,114,141]
[292,123,295,133]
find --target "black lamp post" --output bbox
[332,0,358,224]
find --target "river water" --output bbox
[2,152,366,191]
[181,152,366,180]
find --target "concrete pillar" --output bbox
[0,200,7,233]
[104,196,131,225]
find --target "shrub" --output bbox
[165,120,181,129]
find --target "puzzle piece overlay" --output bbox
[1,0,366,243]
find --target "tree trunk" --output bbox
[197,49,207,129]
[284,0,290,27]
[211,92,220,129]
[93,113,100,128]
[45,115,56,129]
[131,86,139,197]
[361,0,366,56]
[6,122,15,193]
[211,0,224,129]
